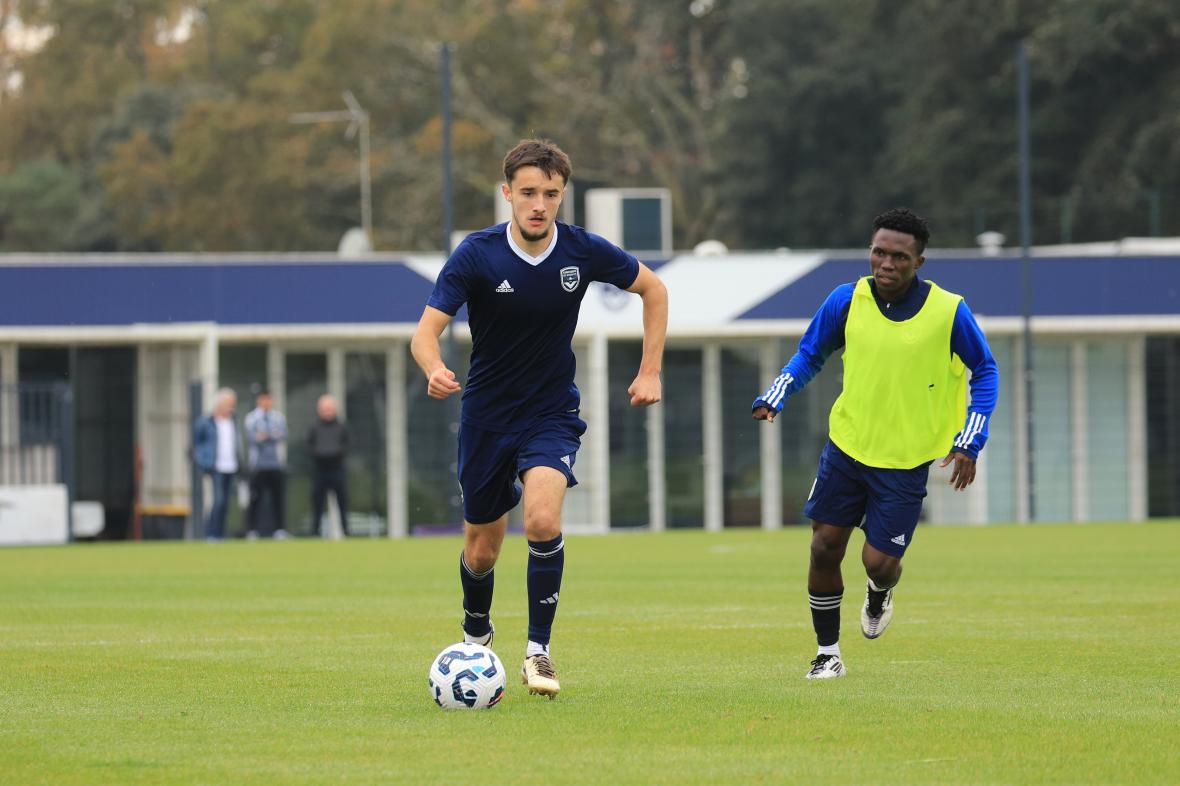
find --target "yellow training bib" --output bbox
[828,277,967,469]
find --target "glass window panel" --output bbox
[218,344,267,412]
[73,348,136,538]
[664,348,704,528]
[218,344,268,535]
[405,341,468,532]
[621,197,663,252]
[775,339,841,525]
[1032,343,1072,520]
[1086,340,1128,521]
[721,345,762,527]
[285,352,327,534]
[16,346,69,383]
[16,346,69,444]
[607,341,648,528]
[1146,337,1180,517]
[985,336,1017,522]
[346,352,388,535]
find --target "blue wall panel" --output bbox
[0,262,437,326]
[0,253,1175,327]
[738,255,1180,320]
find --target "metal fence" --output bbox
[0,383,76,537]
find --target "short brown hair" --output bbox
[502,139,572,185]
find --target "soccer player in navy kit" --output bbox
[752,208,998,680]
[411,139,668,698]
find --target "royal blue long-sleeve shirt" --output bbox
[752,277,999,458]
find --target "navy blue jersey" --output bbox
[428,221,640,431]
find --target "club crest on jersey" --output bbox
[559,266,581,293]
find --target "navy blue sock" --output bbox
[459,553,493,637]
[526,535,565,646]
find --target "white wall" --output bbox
[0,485,69,545]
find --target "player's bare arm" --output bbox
[752,406,775,423]
[411,305,462,400]
[939,450,977,491]
[625,263,668,407]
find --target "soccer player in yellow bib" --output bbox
[752,208,999,680]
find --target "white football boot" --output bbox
[860,584,894,639]
[805,653,846,680]
[521,653,560,699]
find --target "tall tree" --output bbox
[2,0,1178,251]
[0,158,84,249]
[719,0,892,248]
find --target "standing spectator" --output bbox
[192,388,243,541]
[307,393,350,537]
[244,388,289,540]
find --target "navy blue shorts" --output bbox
[803,440,931,557]
[457,413,587,525]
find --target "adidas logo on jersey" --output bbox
[495,280,514,293]
[890,533,907,546]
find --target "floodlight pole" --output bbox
[1018,40,1036,522]
[441,42,456,256]
[439,41,463,528]
[289,90,372,244]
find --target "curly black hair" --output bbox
[873,208,930,253]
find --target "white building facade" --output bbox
[1,242,1178,540]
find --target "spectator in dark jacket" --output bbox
[307,393,350,537]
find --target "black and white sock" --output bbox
[866,577,891,615]
[809,587,842,653]
[459,553,493,638]
[526,534,564,655]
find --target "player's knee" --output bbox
[809,533,845,572]
[523,509,561,541]
[864,555,902,588]
[464,539,501,573]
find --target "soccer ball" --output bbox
[428,642,506,709]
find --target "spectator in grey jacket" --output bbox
[307,393,350,537]
[244,388,289,540]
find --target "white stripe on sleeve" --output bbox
[955,412,986,449]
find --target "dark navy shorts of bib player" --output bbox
[803,440,931,558]
[458,412,588,525]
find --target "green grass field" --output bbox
[1,522,1177,785]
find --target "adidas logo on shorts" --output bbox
[890,533,906,546]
